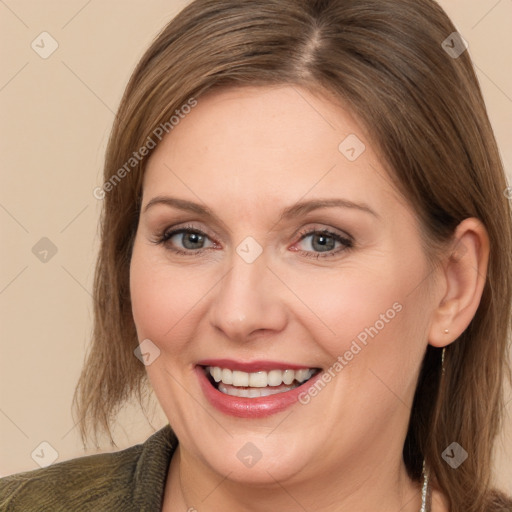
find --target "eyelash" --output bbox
[295,227,353,259]
[151,223,354,259]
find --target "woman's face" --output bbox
[130,85,440,486]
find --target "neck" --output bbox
[163,445,424,512]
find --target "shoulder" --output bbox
[0,446,140,511]
[0,425,177,512]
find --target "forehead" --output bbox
[142,85,403,219]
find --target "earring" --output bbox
[441,346,446,375]
[420,459,431,512]
[443,329,449,334]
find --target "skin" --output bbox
[129,85,488,511]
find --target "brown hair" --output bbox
[74,0,512,510]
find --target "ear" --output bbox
[428,217,490,348]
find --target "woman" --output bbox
[1,0,511,510]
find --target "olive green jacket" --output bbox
[0,425,177,511]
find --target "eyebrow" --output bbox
[278,198,379,220]
[143,196,379,221]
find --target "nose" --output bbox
[208,249,288,342]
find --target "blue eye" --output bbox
[295,229,353,259]
[156,226,214,255]
[153,224,353,259]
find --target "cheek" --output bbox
[129,240,220,359]
[130,244,186,347]
[284,254,430,375]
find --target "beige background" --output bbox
[1,0,511,493]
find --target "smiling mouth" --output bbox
[203,366,321,398]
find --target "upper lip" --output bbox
[197,358,320,373]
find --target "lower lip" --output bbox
[195,366,322,418]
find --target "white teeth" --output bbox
[232,370,249,387]
[295,369,310,382]
[212,366,222,383]
[207,366,315,389]
[218,382,298,398]
[283,369,295,385]
[221,368,233,385]
[267,369,282,386]
[248,371,267,388]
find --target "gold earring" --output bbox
[443,329,449,334]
